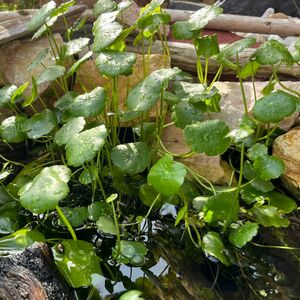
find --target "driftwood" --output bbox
[127,41,300,79]
[0,5,86,45]
[0,242,71,300]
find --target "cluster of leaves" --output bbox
[0,0,299,297]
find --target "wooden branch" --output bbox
[165,9,300,37]
[0,5,86,45]
[127,41,300,79]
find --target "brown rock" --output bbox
[162,125,234,185]
[273,127,300,199]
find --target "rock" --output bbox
[162,125,234,185]
[209,81,299,131]
[273,127,300,199]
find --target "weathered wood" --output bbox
[0,5,86,45]
[0,242,72,300]
[127,41,300,79]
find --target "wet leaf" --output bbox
[66,125,107,167]
[253,91,296,123]
[62,37,90,57]
[88,201,111,221]
[58,206,88,227]
[253,155,285,180]
[0,116,27,143]
[36,65,65,85]
[227,125,254,144]
[27,48,49,71]
[229,222,259,248]
[18,165,71,214]
[93,0,117,17]
[195,35,219,58]
[69,87,107,117]
[184,120,231,156]
[172,21,200,40]
[202,231,229,266]
[54,91,78,111]
[54,117,86,146]
[148,154,186,197]
[111,142,151,174]
[52,240,102,288]
[96,216,117,235]
[247,143,268,161]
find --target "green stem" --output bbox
[56,205,77,241]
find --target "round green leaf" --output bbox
[87,201,111,221]
[96,216,117,235]
[253,91,296,123]
[247,143,268,161]
[66,125,107,167]
[54,117,85,146]
[54,91,79,111]
[96,51,136,77]
[184,120,231,156]
[52,240,102,288]
[195,35,220,58]
[69,87,107,117]
[138,184,166,208]
[79,166,98,185]
[111,142,151,174]
[58,206,88,227]
[18,165,71,214]
[0,116,27,143]
[36,65,65,85]
[147,154,186,197]
[229,222,259,248]
[172,21,200,40]
[202,231,229,266]
[253,155,285,180]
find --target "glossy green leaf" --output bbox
[239,60,260,80]
[36,65,65,85]
[113,240,148,266]
[66,125,107,167]
[195,35,219,58]
[227,125,254,144]
[52,240,102,288]
[174,81,205,100]
[202,232,229,266]
[253,39,293,65]
[79,166,98,185]
[96,216,117,235]
[54,91,78,111]
[219,37,256,58]
[148,154,186,197]
[175,204,187,226]
[23,76,37,107]
[18,165,71,214]
[172,21,200,40]
[204,191,239,226]
[188,6,223,31]
[27,1,56,32]
[111,142,151,174]
[88,201,111,221]
[67,51,93,76]
[139,0,164,18]
[69,87,107,117]
[229,222,259,248]
[58,206,88,227]
[192,196,209,211]
[54,117,85,146]
[247,143,268,161]
[27,48,49,71]
[22,109,56,139]
[266,191,297,213]
[138,184,166,208]
[120,290,144,300]
[184,120,231,156]
[262,80,276,96]
[93,0,117,17]
[0,85,17,108]
[253,91,296,123]
[0,202,19,234]
[11,82,30,103]
[62,37,90,57]
[0,116,27,143]
[132,122,156,139]
[253,155,285,180]
[138,13,170,37]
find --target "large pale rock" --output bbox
[273,127,300,199]
[162,125,234,185]
[210,81,299,131]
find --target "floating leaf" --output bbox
[0,85,17,108]
[195,35,219,58]
[229,222,259,248]
[79,166,98,185]
[111,142,151,174]
[66,125,107,167]
[253,155,285,180]
[93,0,117,17]
[67,51,93,76]
[27,48,49,71]
[188,6,222,31]
[18,165,71,214]
[96,51,136,77]
[36,65,65,85]
[54,117,85,146]
[184,120,231,156]
[172,21,200,40]
[58,206,88,227]
[247,143,268,161]
[69,87,107,117]
[22,109,57,139]
[253,91,296,123]
[0,116,27,143]
[202,232,229,266]
[52,240,102,288]
[219,37,256,58]
[147,154,186,197]
[96,216,117,235]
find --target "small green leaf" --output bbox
[87,201,111,221]
[120,290,144,300]
[79,166,98,185]
[52,240,102,288]
[175,204,187,226]
[262,80,276,96]
[138,13,170,38]
[253,39,293,65]
[267,191,297,213]
[96,216,117,235]
[32,15,58,39]
[172,21,200,40]
[247,143,268,161]
[23,77,38,107]
[58,206,88,227]
[188,6,223,31]
[253,91,296,123]
[0,116,27,143]
[0,85,17,108]
[62,37,90,57]
[18,165,71,214]
[106,193,118,203]
[239,60,260,80]
[11,82,30,103]
[174,81,205,100]
[227,125,254,144]
[229,222,259,248]
[22,109,57,139]
[27,48,49,71]
[219,37,256,58]
[69,87,107,117]
[138,184,166,208]
[202,231,229,266]
[195,35,220,58]
[54,117,86,146]
[111,142,151,174]
[148,154,186,197]
[67,51,93,76]
[184,120,231,156]
[54,91,78,111]
[132,122,156,139]
[66,125,107,167]
[36,66,65,85]
[253,155,285,180]
[93,0,117,17]
[0,202,19,235]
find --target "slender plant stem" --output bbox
[56,205,77,241]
